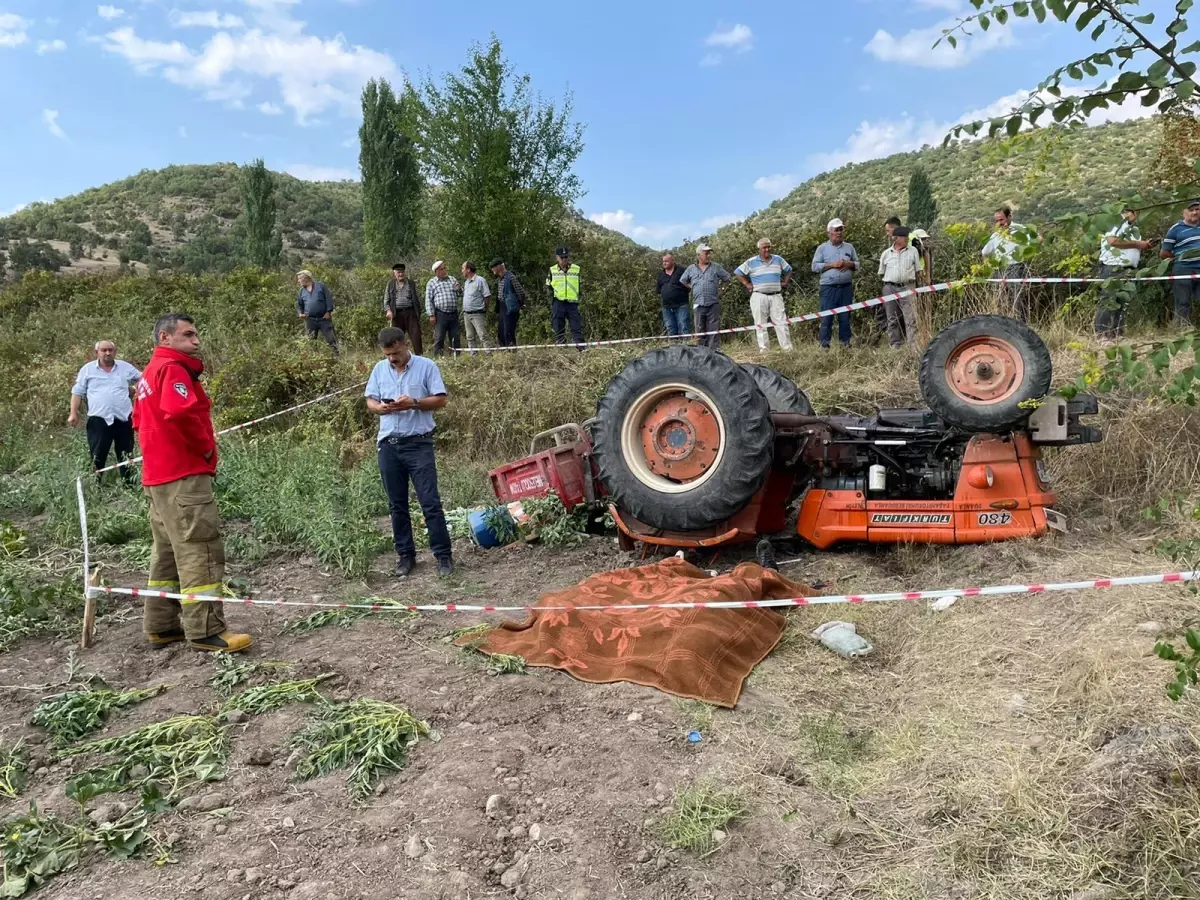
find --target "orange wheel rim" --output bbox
[946,336,1024,405]
[638,392,721,482]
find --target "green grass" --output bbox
[220,674,334,715]
[31,685,168,748]
[673,700,717,734]
[658,780,748,854]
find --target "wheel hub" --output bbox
[639,394,719,481]
[947,337,1025,405]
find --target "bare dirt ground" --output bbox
[2,520,1198,900]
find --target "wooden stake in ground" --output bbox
[81,569,99,650]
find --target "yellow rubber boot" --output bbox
[189,631,254,653]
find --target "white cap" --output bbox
[431,260,445,272]
[296,269,313,278]
[697,242,713,252]
[827,218,844,231]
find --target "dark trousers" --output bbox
[1094,264,1131,338]
[432,310,460,356]
[662,304,690,337]
[390,306,423,356]
[87,416,135,483]
[996,263,1030,322]
[694,303,722,350]
[304,316,339,355]
[551,300,584,347]
[378,435,452,562]
[501,308,520,347]
[818,283,853,347]
[1172,275,1198,326]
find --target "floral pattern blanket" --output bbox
[473,558,800,708]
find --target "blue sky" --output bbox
[0,0,1170,247]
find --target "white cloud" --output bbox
[285,163,357,182]
[257,100,283,115]
[699,53,721,67]
[705,23,753,52]
[37,39,67,54]
[98,5,126,20]
[0,12,29,47]
[170,10,246,29]
[754,173,799,199]
[1,202,28,217]
[178,125,187,137]
[588,209,743,250]
[804,86,1155,174]
[42,109,66,140]
[865,16,1012,69]
[99,14,397,123]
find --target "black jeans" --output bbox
[432,310,460,356]
[86,416,135,483]
[1171,275,1198,326]
[501,308,520,347]
[378,435,452,562]
[1094,264,1131,338]
[694,303,722,349]
[551,300,584,347]
[304,316,339,355]
[818,283,853,347]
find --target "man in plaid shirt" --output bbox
[425,260,461,356]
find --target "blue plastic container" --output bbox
[469,508,513,548]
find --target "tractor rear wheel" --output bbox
[742,364,815,414]
[919,315,1052,431]
[593,346,774,531]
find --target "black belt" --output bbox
[383,432,433,445]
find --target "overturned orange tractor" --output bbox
[490,315,1102,552]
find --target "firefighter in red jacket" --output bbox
[132,313,252,653]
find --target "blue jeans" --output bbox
[501,308,520,347]
[662,304,690,336]
[1172,275,1198,325]
[551,300,584,347]
[378,435,452,562]
[818,283,853,347]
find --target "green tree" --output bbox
[359,79,422,264]
[9,240,67,275]
[944,1,1200,139]
[907,167,939,228]
[412,36,585,276]
[241,158,283,269]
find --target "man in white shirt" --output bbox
[982,206,1035,321]
[460,261,492,354]
[1096,205,1154,340]
[877,227,923,348]
[69,340,142,483]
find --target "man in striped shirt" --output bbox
[1161,199,1200,326]
[425,260,461,356]
[735,238,793,351]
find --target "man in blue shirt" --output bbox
[680,243,732,350]
[811,218,859,348]
[69,339,142,484]
[365,328,454,578]
[296,269,338,355]
[1161,199,1200,326]
[735,238,794,351]
[490,258,527,347]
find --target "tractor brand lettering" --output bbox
[978,511,1013,526]
[869,513,952,525]
[512,474,548,493]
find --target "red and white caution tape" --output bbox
[86,569,1197,614]
[93,381,367,475]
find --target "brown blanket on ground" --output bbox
[473,558,803,708]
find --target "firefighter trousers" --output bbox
[144,474,227,640]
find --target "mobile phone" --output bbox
[381,398,395,404]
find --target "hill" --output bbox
[0,163,649,278]
[708,118,1171,246]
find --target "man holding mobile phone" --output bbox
[365,327,454,578]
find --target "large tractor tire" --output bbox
[919,315,1052,431]
[593,346,774,532]
[742,364,815,415]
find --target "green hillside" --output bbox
[710,118,1170,245]
[0,163,648,277]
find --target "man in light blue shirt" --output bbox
[811,218,859,348]
[69,339,141,483]
[365,327,454,578]
[735,238,794,351]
